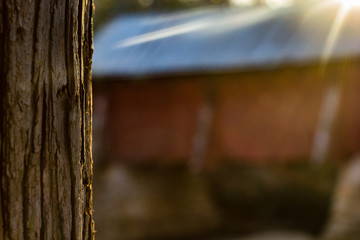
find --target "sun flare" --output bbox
[338,0,360,8]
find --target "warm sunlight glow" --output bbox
[230,0,293,8]
[338,0,360,8]
[265,0,293,9]
[321,4,348,64]
[230,0,254,6]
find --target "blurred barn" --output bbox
[92,2,360,168]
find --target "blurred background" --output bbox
[91,0,360,239]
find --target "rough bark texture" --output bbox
[0,0,95,239]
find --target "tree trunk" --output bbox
[0,0,95,239]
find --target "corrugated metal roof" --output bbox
[93,2,360,77]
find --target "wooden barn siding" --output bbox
[93,85,111,164]
[328,62,360,160]
[93,62,360,164]
[213,67,326,163]
[104,80,205,162]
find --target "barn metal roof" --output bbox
[93,1,360,78]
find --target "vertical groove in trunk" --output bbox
[0,0,95,239]
[0,0,5,237]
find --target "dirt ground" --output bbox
[93,161,338,240]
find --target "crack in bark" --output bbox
[40,87,47,240]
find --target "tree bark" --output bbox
[0,0,95,239]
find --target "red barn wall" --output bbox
[329,62,360,160]
[93,62,360,165]
[104,80,205,163]
[213,67,326,163]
